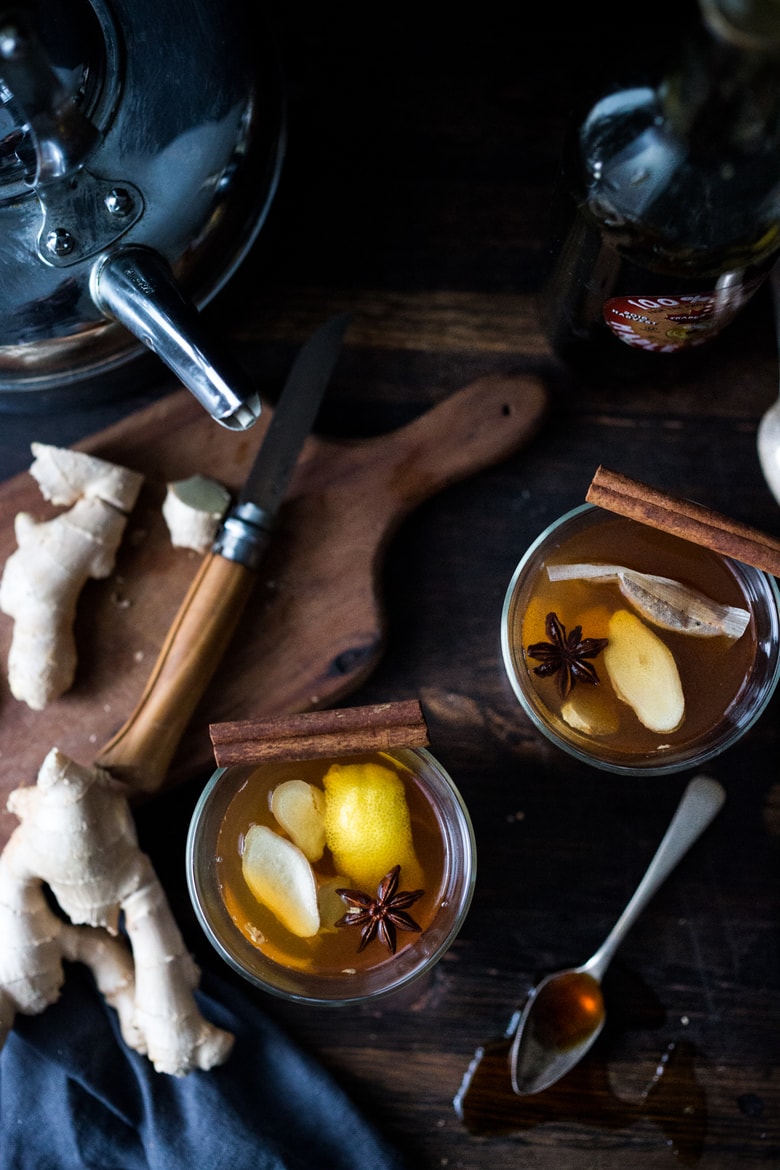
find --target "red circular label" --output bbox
[603,282,763,352]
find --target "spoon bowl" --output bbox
[509,774,726,1096]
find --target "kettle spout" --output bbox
[91,246,261,431]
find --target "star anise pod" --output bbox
[335,865,424,954]
[526,610,608,699]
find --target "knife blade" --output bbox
[94,313,349,791]
[212,310,350,570]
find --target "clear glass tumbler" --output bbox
[501,503,780,776]
[187,746,477,1005]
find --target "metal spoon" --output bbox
[756,262,780,505]
[509,774,726,1096]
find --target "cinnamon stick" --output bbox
[210,699,430,766]
[586,465,780,577]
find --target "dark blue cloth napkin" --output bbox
[0,965,410,1170]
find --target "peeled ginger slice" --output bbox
[603,609,685,733]
[323,761,423,890]
[271,780,326,861]
[242,825,320,937]
[317,875,354,931]
[162,474,231,554]
[561,687,620,737]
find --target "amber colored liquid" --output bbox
[512,515,759,762]
[215,753,446,977]
[529,972,604,1052]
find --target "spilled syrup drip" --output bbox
[454,1035,706,1165]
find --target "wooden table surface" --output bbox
[1,7,778,1168]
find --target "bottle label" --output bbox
[602,278,767,352]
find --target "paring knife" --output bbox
[94,312,350,792]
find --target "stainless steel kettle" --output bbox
[0,0,285,427]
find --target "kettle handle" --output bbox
[91,246,261,431]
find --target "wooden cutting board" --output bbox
[0,370,547,846]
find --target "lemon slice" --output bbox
[323,761,423,890]
[242,824,320,938]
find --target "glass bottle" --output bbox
[539,0,780,380]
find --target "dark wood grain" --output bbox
[0,6,778,1170]
[0,368,545,844]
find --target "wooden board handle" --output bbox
[94,553,256,792]
[371,372,548,509]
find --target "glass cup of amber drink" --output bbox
[501,504,780,775]
[186,747,476,1004]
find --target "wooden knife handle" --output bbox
[94,552,256,793]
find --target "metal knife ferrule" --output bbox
[213,500,275,570]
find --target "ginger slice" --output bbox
[271,779,326,862]
[242,825,320,938]
[547,562,749,639]
[162,474,231,555]
[561,687,620,737]
[317,875,354,931]
[602,609,685,733]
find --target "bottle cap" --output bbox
[700,0,780,51]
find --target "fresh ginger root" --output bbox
[0,749,234,1076]
[0,443,144,710]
